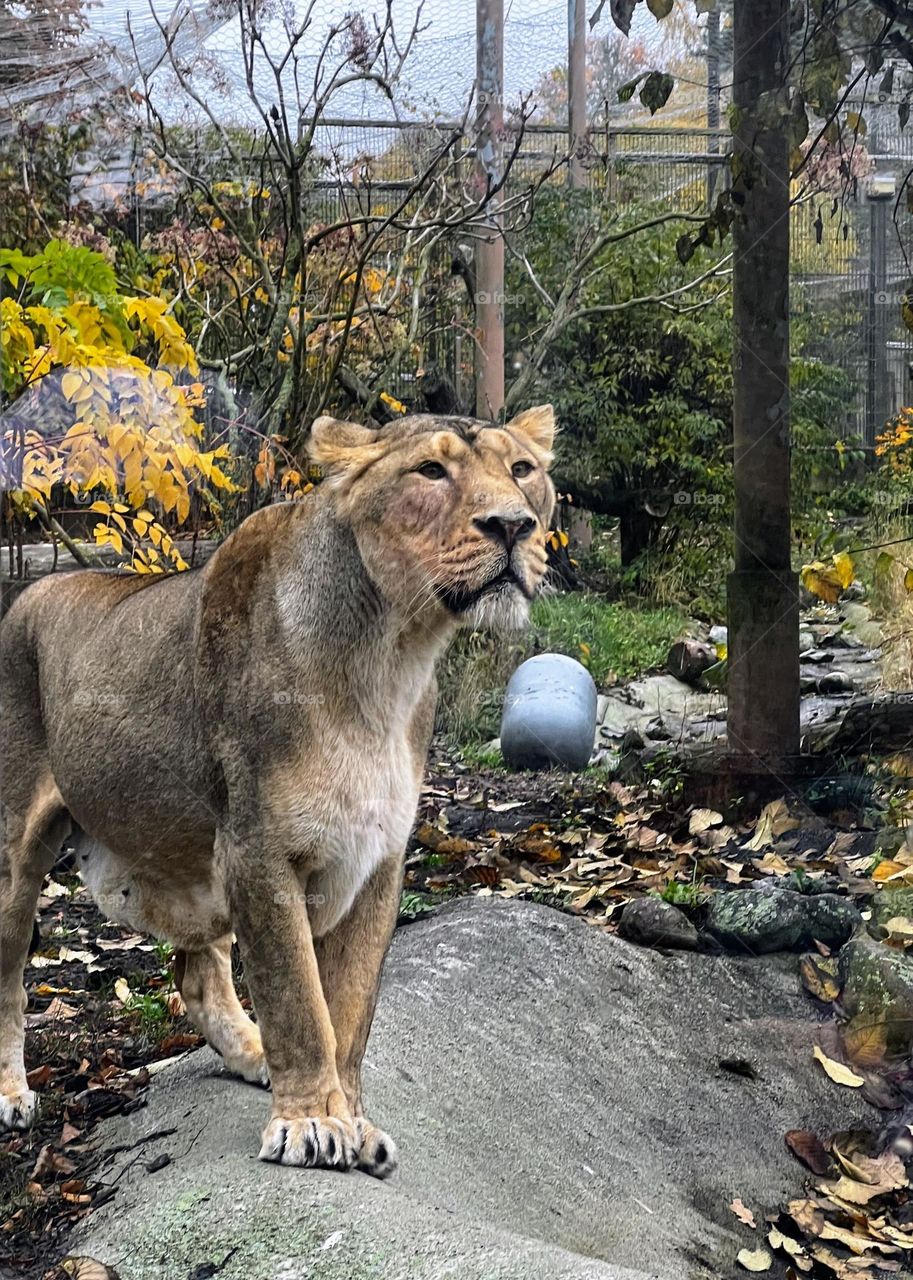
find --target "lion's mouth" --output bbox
[436,566,529,615]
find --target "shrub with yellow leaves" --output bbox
[0,240,237,573]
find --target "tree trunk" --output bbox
[726,0,799,766]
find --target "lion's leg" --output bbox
[313,853,402,1180]
[174,936,268,1086]
[0,779,70,1130]
[217,828,357,1171]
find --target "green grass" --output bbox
[436,591,689,745]
[528,594,688,686]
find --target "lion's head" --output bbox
[308,406,556,630]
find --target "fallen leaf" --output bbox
[59,1260,122,1280]
[737,1247,772,1272]
[25,1065,52,1089]
[821,1149,907,1207]
[57,948,95,965]
[813,1045,865,1088]
[745,799,799,852]
[730,1198,757,1228]
[785,1130,832,1176]
[843,1017,887,1070]
[767,1227,810,1266]
[113,978,131,1005]
[689,808,723,836]
[800,954,841,1003]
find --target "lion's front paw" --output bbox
[259,1114,358,1170]
[0,1088,36,1131]
[222,1041,269,1087]
[354,1117,398,1180]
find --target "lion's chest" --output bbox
[283,736,419,936]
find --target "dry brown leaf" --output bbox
[414,822,477,856]
[843,1018,888,1071]
[755,850,792,876]
[745,799,799,852]
[813,1045,865,1088]
[873,860,913,884]
[689,808,723,836]
[822,1149,907,1207]
[785,1130,832,1177]
[737,1247,772,1272]
[767,1228,811,1268]
[730,1198,757,1228]
[800,955,840,1003]
[819,1220,897,1255]
[787,1198,826,1237]
[59,1260,122,1280]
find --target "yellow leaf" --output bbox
[812,1045,864,1088]
[833,551,854,589]
[905,568,913,593]
[61,370,84,401]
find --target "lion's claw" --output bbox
[259,1114,358,1170]
[354,1117,398,1180]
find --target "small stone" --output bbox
[667,639,716,686]
[839,933,913,1055]
[618,898,698,951]
[707,888,860,954]
[643,716,671,741]
[709,625,728,645]
[817,671,854,695]
[799,630,815,654]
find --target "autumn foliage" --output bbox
[0,240,236,572]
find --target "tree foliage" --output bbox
[0,241,236,572]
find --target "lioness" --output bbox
[0,406,554,1176]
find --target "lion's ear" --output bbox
[308,416,382,471]
[507,404,556,457]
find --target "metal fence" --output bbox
[72,106,913,441]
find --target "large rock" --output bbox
[75,900,872,1280]
[707,888,860,954]
[839,933,913,1055]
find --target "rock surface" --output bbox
[618,897,698,950]
[706,888,860,954]
[839,933,913,1055]
[75,899,871,1280]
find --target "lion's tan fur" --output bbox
[0,407,555,1174]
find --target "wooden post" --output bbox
[568,0,587,189]
[475,0,505,420]
[726,0,799,765]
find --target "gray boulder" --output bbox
[618,897,698,950]
[74,899,872,1280]
[707,887,860,954]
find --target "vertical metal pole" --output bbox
[726,0,799,765]
[568,0,587,189]
[475,0,505,420]
[867,193,890,445]
[705,5,721,208]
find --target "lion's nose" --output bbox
[474,512,536,550]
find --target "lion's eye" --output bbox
[512,460,534,479]
[416,461,447,480]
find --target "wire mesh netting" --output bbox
[3,1,913,437]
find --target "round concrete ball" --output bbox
[500,654,597,771]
